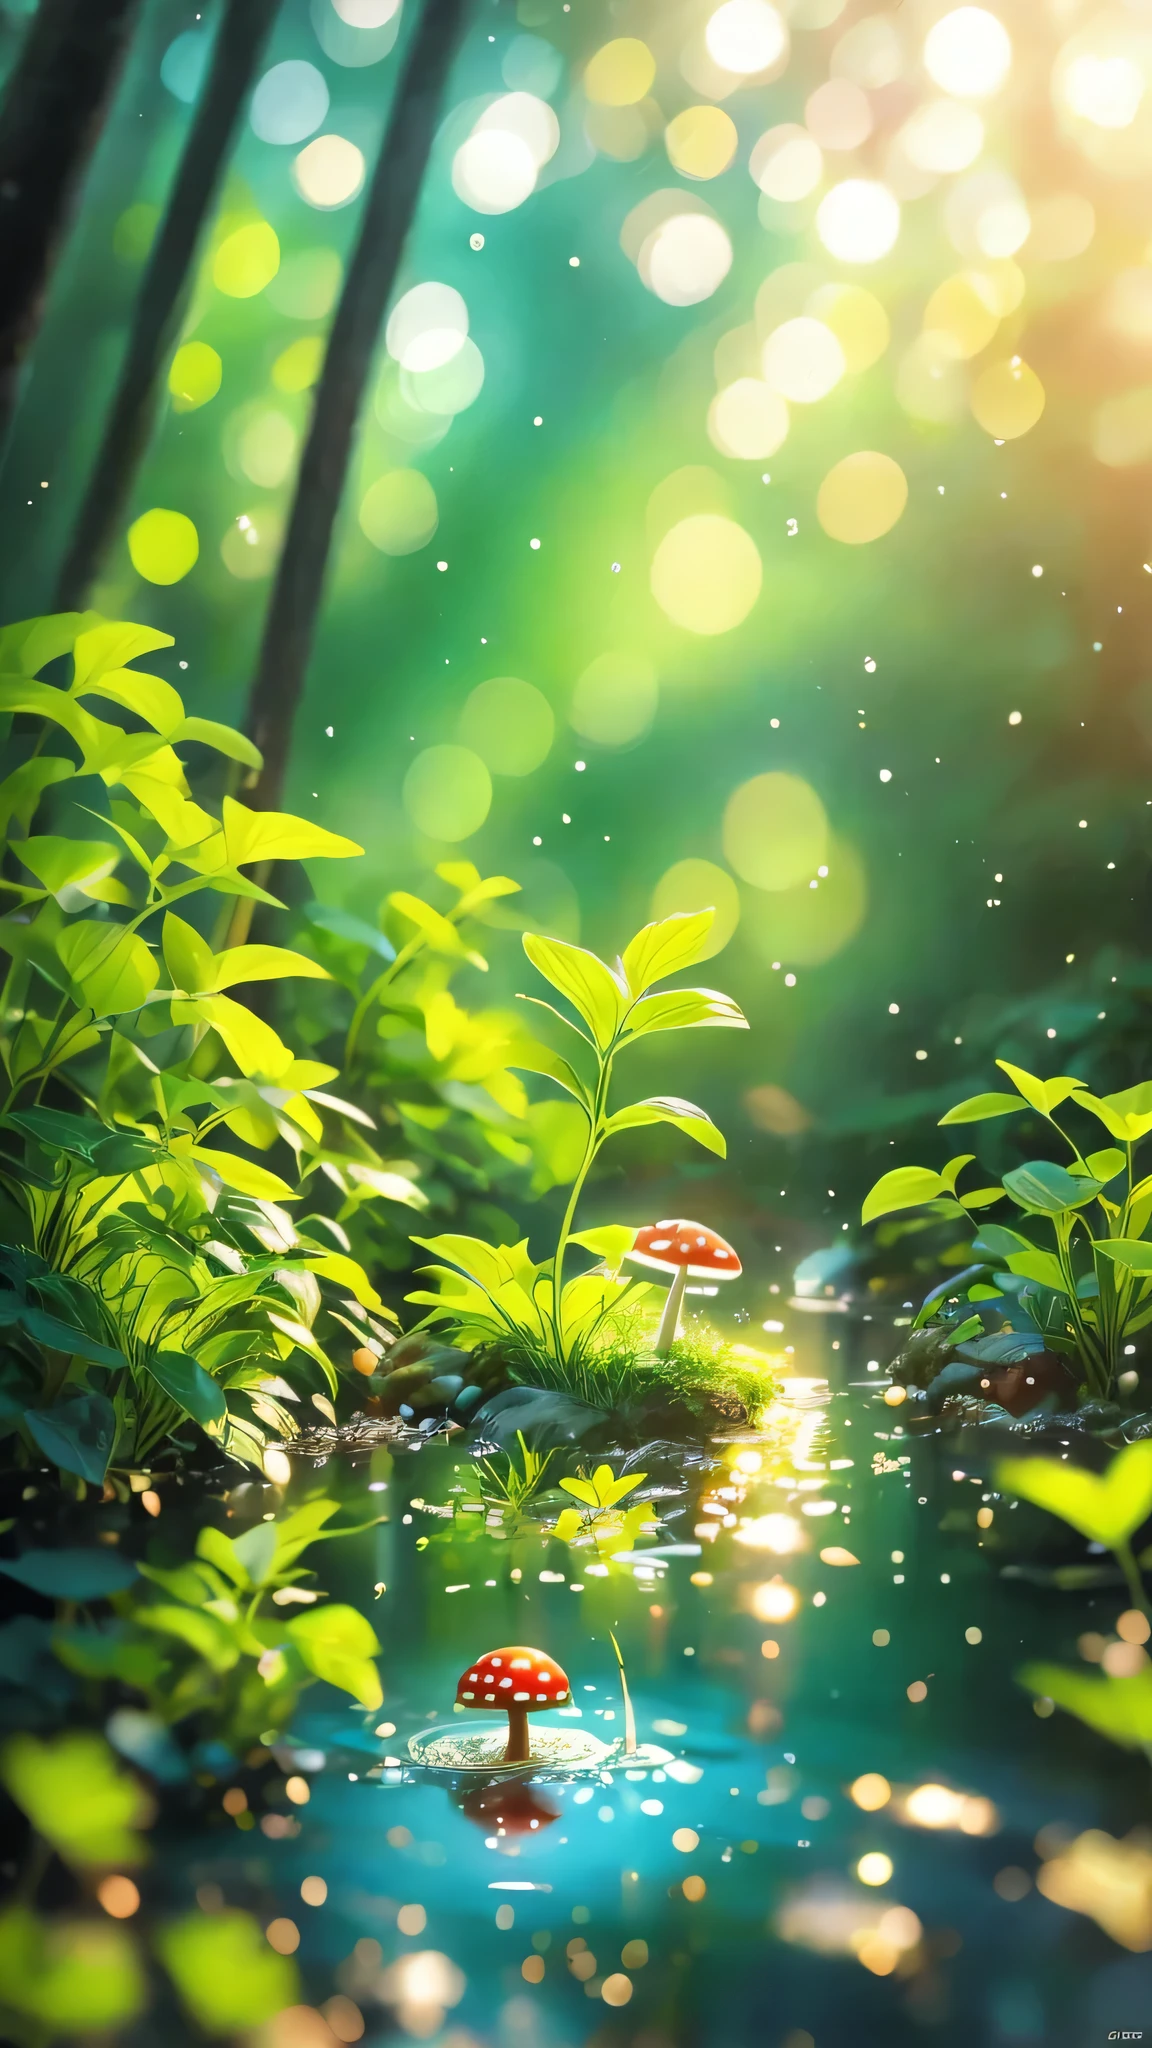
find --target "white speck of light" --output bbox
[533,415,543,425]
[532,835,542,846]
[889,1003,900,1014]
[562,813,571,824]
[436,560,448,571]
[1009,710,1022,724]
[569,256,580,266]
[1079,819,1087,828]
[1047,1027,1057,1038]
[1031,564,1043,577]
[864,656,876,672]
[915,1050,927,1060]
[785,973,797,986]
[879,769,892,782]
[325,725,333,736]
[770,717,780,728]
[530,537,541,550]
[575,761,586,771]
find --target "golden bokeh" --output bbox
[651,858,741,958]
[708,379,789,459]
[213,220,280,298]
[763,317,846,403]
[1092,387,1152,468]
[750,124,823,201]
[807,284,889,373]
[817,452,908,545]
[896,331,966,424]
[723,773,828,892]
[650,514,762,634]
[646,465,732,543]
[742,836,867,963]
[459,676,555,776]
[220,507,284,579]
[970,356,1045,438]
[403,745,492,842]
[584,37,656,106]
[744,1083,811,1134]
[273,335,325,393]
[665,104,739,179]
[570,652,658,746]
[585,98,662,161]
[817,179,900,263]
[293,134,366,208]
[358,469,439,554]
[168,341,222,411]
[127,507,199,584]
[923,274,999,359]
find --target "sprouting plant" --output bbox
[996,1440,1152,1615]
[550,1463,650,1548]
[558,1462,646,1514]
[464,1432,555,1516]
[862,1059,1152,1401]
[406,910,746,1376]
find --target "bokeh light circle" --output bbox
[459,677,555,775]
[569,653,658,747]
[808,283,890,371]
[651,859,741,958]
[923,272,999,357]
[743,836,867,963]
[266,247,342,318]
[475,93,559,169]
[584,38,655,106]
[899,97,984,173]
[650,515,762,635]
[332,0,401,21]
[403,746,492,841]
[816,180,900,262]
[128,508,199,585]
[970,357,1045,438]
[750,125,823,201]
[816,451,908,544]
[805,78,872,150]
[168,341,221,411]
[273,336,324,392]
[723,773,828,890]
[400,337,485,416]
[250,61,329,144]
[221,508,284,579]
[762,317,846,402]
[640,214,733,305]
[213,221,280,297]
[923,8,1011,99]
[665,105,739,179]
[705,0,788,76]
[238,409,297,488]
[358,470,439,554]
[708,380,790,459]
[293,135,366,208]
[386,283,469,372]
[452,129,537,213]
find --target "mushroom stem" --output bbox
[656,1265,688,1355]
[503,1704,531,1764]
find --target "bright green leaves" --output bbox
[938,1091,1023,1125]
[569,1224,637,1271]
[1016,1663,1152,1750]
[1002,1161,1102,1213]
[219,796,361,867]
[523,932,628,1050]
[0,1733,151,1866]
[604,1095,726,1158]
[622,986,746,1039]
[157,1910,298,2034]
[162,912,329,999]
[621,910,714,995]
[145,1350,227,1427]
[58,920,158,1016]
[1075,1082,1152,1145]
[390,890,487,968]
[0,1907,145,2033]
[996,1440,1152,1551]
[285,1604,382,1708]
[862,1165,955,1224]
[559,1463,646,1510]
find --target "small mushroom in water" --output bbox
[455,1645,572,1764]
[626,1219,742,1352]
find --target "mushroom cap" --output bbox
[456,1645,572,1712]
[626,1219,742,1281]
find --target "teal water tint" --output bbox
[179,1358,1152,2048]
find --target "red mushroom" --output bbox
[455,1779,561,1836]
[455,1645,572,1764]
[626,1219,742,1354]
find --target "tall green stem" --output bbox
[1116,1539,1149,1618]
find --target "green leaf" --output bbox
[0,1732,150,1866]
[1094,1240,1152,1273]
[25,1394,116,1483]
[1017,1661,1152,1749]
[5,1104,109,1159]
[171,716,262,767]
[300,1248,383,1310]
[145,1350,227,1428]
[0,756,74,838]
[1086,1148,1127,1185]
[996,1441,1152,1549]
[136,1604,239,1671]
[0,1549,137,1599]
[222,796,361,866]
[1005,1248,1068,1291]
[285,1603,382,1707]
[623,986,748,1038]
[231,1521,279,1587]
[972,1223,1035,1257]
[195,1524,248,1588]
[0,1906,145,2031]
[996,1060,1084,1115]
[206,943,331,991]
[57,920,158,1016]
[958,1186,1005,1210]
[1002,1160,1101,1213]
[938,1153,975,1192]
[569,1225,638,1270]
[603,1094,726,1158]
[558,1476,599,1506]
[173,992,293,1080]
[77,664,184,731]
[861,1166,945,1225]
[17,836,119,900]
[162,911,214,994]
[937,1091,1025,1125]
[302,901,396,959]
[621,911,715,996]
[72,619,173,690]
[522,932,627,1050]
[508,1039,592,1108]
[190,1146,296,1200]
[157,1909,299,2033]
[0,611,91,675]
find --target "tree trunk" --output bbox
[240,0,471,816]
[503,1705,530,1765]
[0,0,143,455]
[55,0,283,609]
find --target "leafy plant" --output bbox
[1016,1660,1152,1758]
[53,1493,385,1745]
[460,1431,555,1517]
[406,910,746,1388]
[996,1440,1152,1614]
[0,611,394,1476]
[862,1058,1152,1401]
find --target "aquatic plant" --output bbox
[461,1431,556,1517]
[0,612,397,1479]
[862,1059,1152,1402]
[405,911,752,1411]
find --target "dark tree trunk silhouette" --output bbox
[0,0,143,454]
[55,0,283,609]
[241,0,471,816]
